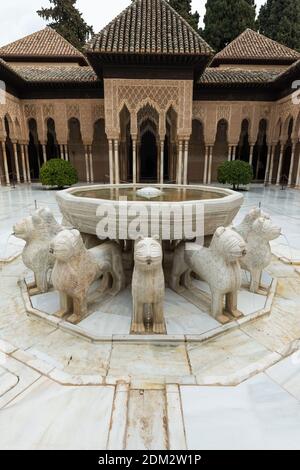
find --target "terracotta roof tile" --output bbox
[87,0,213,56]
[10,64,97,83]
[0,27,85,61]
[199,68,280,85]
[213,29,300,64]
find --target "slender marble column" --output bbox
[177,140,183,184]
[207,146,213,185]
[132,138,137,185]
[89,146,94,184]
[276,144,284,185]
[183,140,189,186]
[25,145,31,183]
[249,144,254,166]
[20,144,27,183]
[42,144,47,163]
[264,145,272,184]
[64,144,69,162]
[228,146,232,162]
[288,143,296,187]
[1,141,10,186]
[114,140,120,185]
[268,145,275,184]
[13,142,20,183]
[160,140,164,185]
[59,144,65,160]
[108,139,114,184]
[203,145,209,184]
[85,146,90,183]
[231,145,237,161]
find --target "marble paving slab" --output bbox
[108,342,190,378]
[0,377,114,450]
[266,351,300,401]
[241,297,300,353]
[28,329,112,376]
[181,374,300,450]
[126,390,168,450]
[187,329,280,385]
[0,353,41,409]
[0,367,18,397]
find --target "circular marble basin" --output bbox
[56,184,243,240]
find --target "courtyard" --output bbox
[0,182,300,450]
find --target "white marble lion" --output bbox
[50,229,125,324]
[13,208,63,294]
[170,227,247,324]
[241,217,281,293]
[131,236,166,334]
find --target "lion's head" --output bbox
[13,208,61,241]
[252,217,281,241]
[50,229,84,261]
[212,227,247,262]
[134,236,162,269]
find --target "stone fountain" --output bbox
[15,183,280,337]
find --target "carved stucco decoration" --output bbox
[192,102,207,124]
[104,79,193,139]
[67,104,80,120]
[92,102,105,122]
[217,105,231,123]
[43,104,55,120]
[24,104,37,119]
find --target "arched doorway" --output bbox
[281,118,294,184]
[137,104,160,182]
[46,118,59,160]
[188,119,205,183]
[253,119,268,181]
[4,115,15,180]
[119,105,132,182]
[140,129,157,181]
[212,119,228,182]
[236,119,250,162]
[28,118,42,180]
[68,118,85,181]
[92,119,109,182]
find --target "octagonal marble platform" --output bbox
[1,184,300,450]
[24,270,274,343]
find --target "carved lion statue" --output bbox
[131,237,166,334]
[234,207,270,241]
[241,217,281,293]
[50,229,125,324]
[13,208,62,294]
[170,227,247,324]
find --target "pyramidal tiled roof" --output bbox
[87,0,213,56]
[213,29,300,64]
[0,27,85,62]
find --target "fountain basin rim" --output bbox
[57,183,242,206]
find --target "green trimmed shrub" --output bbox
[217,160,253,190]
[40,159,78,189]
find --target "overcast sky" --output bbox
[0,0,267,47]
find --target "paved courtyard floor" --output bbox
[0,183,300,450]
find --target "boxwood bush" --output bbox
[40,159,78,189]
[217,160,253,190]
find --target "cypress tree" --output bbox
[168,1,200,31]
[258,0,300,51]
[203,0,257,51]
[37,0,94,51]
